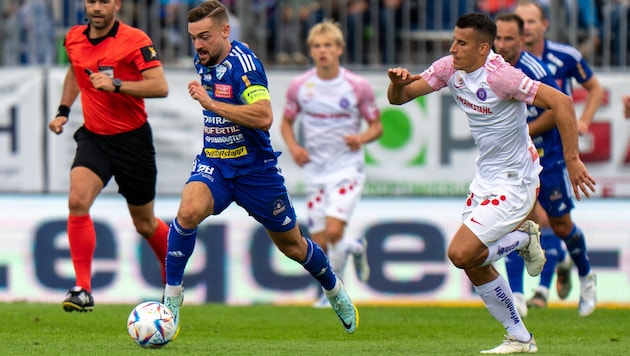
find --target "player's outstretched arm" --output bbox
[533,84,596,199]
[387,67,430,105]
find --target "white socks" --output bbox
[482,230,529,266]
[164,283,182,297]
[475,275,531,342]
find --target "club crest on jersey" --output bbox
[339,97,350,109]
[476,87,488,101]
[216,64,227,80]
[214,84,232,98]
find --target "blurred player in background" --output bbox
[48,0,169,312]
[388,13,595,353]
[162,0,358,338]
[494,12,572,318]
[514,0,602,316]
[280,19,383,307]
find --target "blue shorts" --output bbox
[187,155,297,232]
[538,165,574,218]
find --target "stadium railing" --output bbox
[0,0,627,70]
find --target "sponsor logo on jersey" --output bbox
[214,84,232,98]
[455,95,492,114]
[204,146,247,158]
[272,199,287,216]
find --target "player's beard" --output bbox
[198,48,222,67]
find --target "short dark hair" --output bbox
[495,13,525,35]
[456,13,497,45]
[187,0,229,24]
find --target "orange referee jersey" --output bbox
[64,21,162,135]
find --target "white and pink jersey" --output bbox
[283,67,380,182]
[421,51,542,190]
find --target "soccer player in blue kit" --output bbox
[162,0,358,337]
[514,0,602,316]
[494,13,572,319]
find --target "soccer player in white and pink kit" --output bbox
[388,13,595,354]
[281,20,383,307]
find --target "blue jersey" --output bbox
[193,41,278,178]
[515,51,565,172]
[517,51,575,217]
[541,39,594,96]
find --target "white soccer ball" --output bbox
[127,301,177,348]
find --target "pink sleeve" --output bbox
[358,86,380,122]
[283,70,312,119]
[420,55,454,91]
[346,72,380,122]
[487,61,540,104]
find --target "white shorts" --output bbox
[462,177,540,247]
[306,171,365,234]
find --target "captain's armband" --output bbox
[242,85,270,104]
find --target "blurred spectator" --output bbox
[3,0,55,65]
[379,0,469,64]
[275,0,320,65]
[223,1,241,42]
[60,0,85,27]
[379,0,408,65]
[332,0,368,64]
[161,0,198,46]
[599,0,629,65]
[535,0,601,56]
[476,0,517,16]
[235,0,278,64]
[1,1,18,65]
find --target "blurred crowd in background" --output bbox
[0,0,629,69]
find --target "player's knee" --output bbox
[133,218,155,238]
[67,194,91,215]
[448,248,470,269]
[176,207,205,229]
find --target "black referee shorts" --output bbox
[71,122,157,206]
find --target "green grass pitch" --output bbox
[2,302,629,355]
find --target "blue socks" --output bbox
[165,218,197,286]
[504,250,525,294]
[538,227,561,288]
[562,224,591,277]
[302,238,337,291]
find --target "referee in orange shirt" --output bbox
[48,0,169,313]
